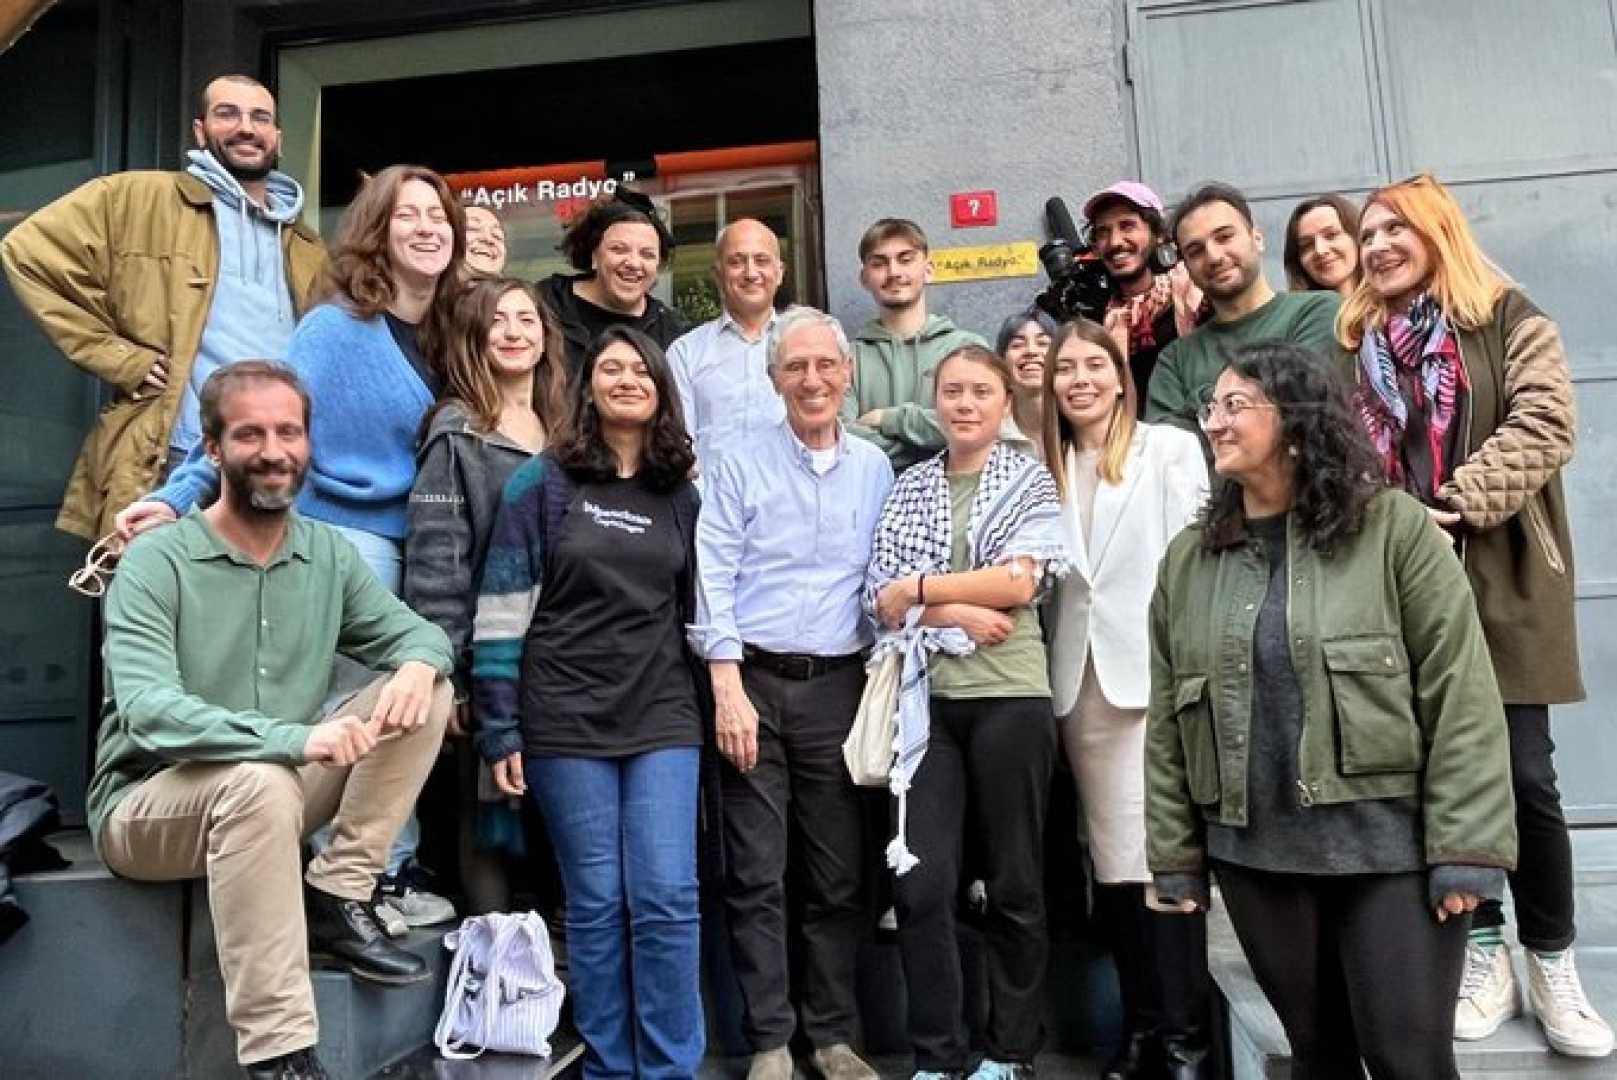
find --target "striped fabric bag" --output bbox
[434,911,565,1059]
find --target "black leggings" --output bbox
[1094,883,1211,1043]
[1215,862,1468,1080]
[1471,703,1576,951]
[894,696,1056,1071]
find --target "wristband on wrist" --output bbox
[916,573,927,606]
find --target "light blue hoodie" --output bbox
[170,149,306,451]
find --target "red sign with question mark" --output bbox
[950,190,998,228]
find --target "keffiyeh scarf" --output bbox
[1354,293,1469,500]
[865,442,1071,874]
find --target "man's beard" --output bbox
[1201,259,1260,302]
[206,134,278,182]
[222,460,305,516]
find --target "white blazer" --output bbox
[1048,423,1209,715]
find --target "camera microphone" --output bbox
[1045,197,1082,248]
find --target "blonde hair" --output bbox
[1337,173,1507,350]
[1041,319,1137,493]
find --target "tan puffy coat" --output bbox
[0,172,326,539]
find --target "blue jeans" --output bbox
[527,747,704,1080]
[314,525,413,876]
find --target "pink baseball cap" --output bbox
[1083,181,1166,221]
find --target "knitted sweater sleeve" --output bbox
[470,456,548,763]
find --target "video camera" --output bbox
[1033,195,1180,324]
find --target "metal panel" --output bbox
[1130,0,1617,821]
[1376,0,1617,180]
[1132,0,1387,199]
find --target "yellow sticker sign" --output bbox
[930,242,1040,283]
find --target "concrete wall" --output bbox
[814,0,1132,341]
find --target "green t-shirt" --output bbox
[928,472,1051,700]
[1144,290,1342,431]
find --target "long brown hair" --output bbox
[1041,319,1138,493]
[1337,173,1507,350]
[433,277,567,438]
[1283,193,1361,291]
[325,164,466,376]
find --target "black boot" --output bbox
[1101,1027,1162,1080]
[306,885,429,985]
[1160,1032,1214,1080]
[244,1047,330,1079]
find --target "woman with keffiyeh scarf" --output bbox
[1337,174,1606,1061]
[866,344,1069,1080]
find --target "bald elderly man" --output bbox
[668,218,789,473]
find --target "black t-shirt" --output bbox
[384,312,441,397]
[520,475,700,758]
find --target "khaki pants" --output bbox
[100,676,452,1064]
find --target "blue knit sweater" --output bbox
[153,303,434,540]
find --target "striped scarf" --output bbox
[865,442,1070,873]
[1354,293,1468,498]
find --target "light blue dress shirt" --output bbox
[668,311,787,472]
[692,420,895,660]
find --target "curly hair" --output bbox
[1199,341,1383,555]
[558,192,674,272]
[324,165,466,374]
[549,326,694,493]
[429,277,567,438]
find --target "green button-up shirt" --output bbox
[87,510,453,844]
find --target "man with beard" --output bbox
[89,362,454,1080]
[840,217,985,470]
[1083,181,1204,400]
[1,74,326,542]
[1144,182,1340,433]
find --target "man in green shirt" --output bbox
[1145,182,1341,432]
[841,217,986,469]
[88,362,454,1080]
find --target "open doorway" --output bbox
[276,0,820,318]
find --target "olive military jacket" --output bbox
[0,172,327,539]
[1145,488,1517,881]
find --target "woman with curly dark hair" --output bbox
[539,190,688,376]
[472,325,705,1078]
[1145,341,1517,1079]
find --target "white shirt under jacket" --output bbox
[1047,423,1209,716]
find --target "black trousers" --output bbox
[1215,862,1469,1080]
[720,661,870,1050]
[1094,883,1211,1044]
[1471,703,1576,951]
[895,696,1056,1071]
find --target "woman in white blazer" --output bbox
[1041,318,1212,1080]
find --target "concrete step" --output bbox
[2,830,454,1079]
[1215,831,1617,1078]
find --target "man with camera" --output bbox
[1084,181,1204,400]
[1144,182,1340,432]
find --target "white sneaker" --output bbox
[1525,949,1615,1058]
[372,898,409,938]
[379,874,457,928]
[1454,941,1519,1040]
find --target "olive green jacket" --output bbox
[1145,488,1517,880]
[1335,289,1583,705]
[0,172,327,539]
[840,314,986,470]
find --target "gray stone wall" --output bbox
[814,0,1133,341]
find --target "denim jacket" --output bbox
[1145,488,1517,883]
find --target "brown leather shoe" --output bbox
[812,1042,879,1080]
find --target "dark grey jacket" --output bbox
[404,400,537,697]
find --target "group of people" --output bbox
[0,70,1605,1080]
